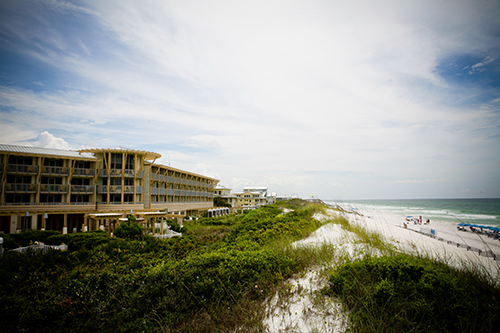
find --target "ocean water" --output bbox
[326,198,500,226]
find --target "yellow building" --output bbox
[233,188,268,208]
[0,144,219,234]
[213,184,237,207]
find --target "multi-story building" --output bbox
[213,184,237,207]
[233,187,270,208]
[0,144,219,234]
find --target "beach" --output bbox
[264,207,500,333]
[354,208,500,276]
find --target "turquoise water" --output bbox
[326,198,500,226]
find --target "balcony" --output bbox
[151,188,167,195]
[73,168,95,177]
[40,184,69,193]
[42,166,70,176]
[7,164,39,174]
[96,185,142,194]
[97,185,108,194]
[71,185,95,194]
[99,169,143,178]
[5,183,38,193]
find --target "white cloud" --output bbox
[32,131,72,150]
[0,0,499,199]
[393,179,448,184]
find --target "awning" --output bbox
[87,213,124,218]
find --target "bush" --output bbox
[0,234,19,250]
[9,230,61,247]
[114,216,143,240]
[326,254,500,332]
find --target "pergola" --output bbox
[85,212,124,233]
[134,211,185,235]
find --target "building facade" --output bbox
[213,184,237,207]
[0,144,219,234]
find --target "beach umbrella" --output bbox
[406,216,413,218]
[489,227,500,232]
[457,223,470,226]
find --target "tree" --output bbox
[213,196,231,208]
[114,216,144,240]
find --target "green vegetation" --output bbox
[0,200,324,332]
[1,200,499,332]
[325,254,500,332]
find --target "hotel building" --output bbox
[0,144,219,234]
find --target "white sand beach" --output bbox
[356,208,500,276]
[264,208,500,333]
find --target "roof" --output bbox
[146,161,220,182]
[215,184,231,190]
[0,144,97,160]
[243,186,268,191]
[78,147,161,160]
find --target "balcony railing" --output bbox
[6,164,39,174]
[39,202,68,205]
[40,184,69,193]
[97,185,108,194]
[96,185,142,194]
[71,185,95,194]
[5,183,38,193]
[73,168,95,177]
[42,166,69,176]
[99,169,142,178]
[151,188,167,195]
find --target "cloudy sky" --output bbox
[0,0,499,200]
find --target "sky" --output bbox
[0,0,499,200]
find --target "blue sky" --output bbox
[0,0,499,200]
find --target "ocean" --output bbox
[325,198,500,227]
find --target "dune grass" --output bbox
[1,201,499,332]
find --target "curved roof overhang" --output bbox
[78,147,161,161]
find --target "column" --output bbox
[63,213,68,234]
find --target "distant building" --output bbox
[233,186,276,208]
[213,184,237,207]
[0,144,219,234]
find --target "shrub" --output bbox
[9,230,61,247]
[114,216,143,240]
[326,254,500,333]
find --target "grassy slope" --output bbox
[1,200,499,333]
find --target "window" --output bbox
[41,177,62,184]
[44,159,63,167]
[40,194,61,203]
[75,161,91,168]
[5,194,30,203]
[110,154,122,169]
[125,155,134,169]
[8,156,32,165]
[72,178,90,185]
[7,175,31,183]
[71,194,89,203]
